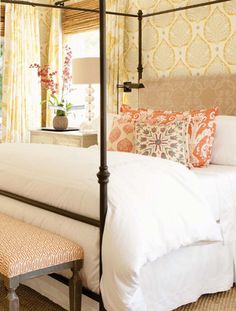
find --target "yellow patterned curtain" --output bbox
[106,0,128,113]
[2,4,41,143]
[46,8,63,127]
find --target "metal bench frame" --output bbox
[0,259,83,311]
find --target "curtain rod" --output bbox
[1,0,138,17]
[143,0,232,18]
[51,0,232,18]
[2,0,232,18]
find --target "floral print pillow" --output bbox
[134,119,191,166]
[108,118,135,153]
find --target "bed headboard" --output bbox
[136,75,236,116]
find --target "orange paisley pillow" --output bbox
[119,104,150,122]
[189,107,218,167]
[120,104,188,124]
[148,110,189,124]
[120,104,149,114]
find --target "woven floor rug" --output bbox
[0,284,236,310]
[0,284,64,311]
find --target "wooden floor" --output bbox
[0,284,236,310]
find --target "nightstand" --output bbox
[30,130,97,148]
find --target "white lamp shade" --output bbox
[72,57,100,84]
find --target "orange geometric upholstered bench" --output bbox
[0,213,84,311]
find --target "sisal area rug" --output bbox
[0,284,64,311]
[0,284,236,310]
[176,287,236,310]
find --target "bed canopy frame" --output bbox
[0,0,232,309]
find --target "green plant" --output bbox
[47,95,72,117]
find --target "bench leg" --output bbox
[5,285,19,311]
[69,262,82,311]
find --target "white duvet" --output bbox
[0,143,221,311]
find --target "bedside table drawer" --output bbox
[30,130,97,148]
[31,134,54,144]
[54,136,82,147]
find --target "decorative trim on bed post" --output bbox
[97,0,110,310]
[137,10,143,81]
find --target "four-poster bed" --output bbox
[0,0,235,310]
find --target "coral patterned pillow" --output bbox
[148,110,189,124]
[134,119,190,166]
[120,104,188,124]
[119,105,218,167]
[189,107,218,167]
[146,107,218,167]
[108,118,135,153]
[108,112,191,154]
[107,109,155,153]
[120,104,151,122]
[120,104,149,114]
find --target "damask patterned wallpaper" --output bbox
[37,0,236,114]
[124,0,236,81]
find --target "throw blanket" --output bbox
[0,143,221,311]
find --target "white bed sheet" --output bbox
[138,164,236,311]
[192,165,236,241]
[25,158,236,311]
[23,241,234,311]
[0,143,222,311]
[140,241,234,311]
[0,163,236,310]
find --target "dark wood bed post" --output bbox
[97,0,110,310]
[137,10,143,81]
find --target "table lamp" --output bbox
[72,57,100,123]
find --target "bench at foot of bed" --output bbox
[0,213,84,311]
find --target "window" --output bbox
[65,29,100,127]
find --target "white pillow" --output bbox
[211,115,236,166]
[91,113,117,145]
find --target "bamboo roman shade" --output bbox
[62,0,99,34]
[0,4,5,37]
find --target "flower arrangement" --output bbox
[30,45,73,117]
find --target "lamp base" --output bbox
[85,84,95,122]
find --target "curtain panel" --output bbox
[46,8,63,127]
[106,0,128,113]
[2,4,41,143]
